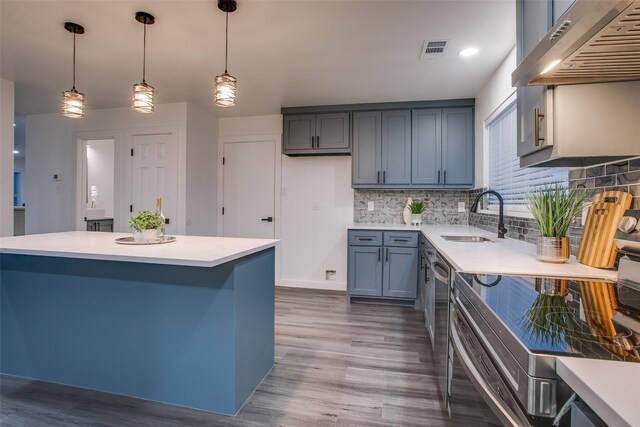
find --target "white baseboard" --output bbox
[277,279,346,292]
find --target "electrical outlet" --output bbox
[458,201,465,212]
[325,270,336,281]
[312,202,319,211]
[367,201,374,211]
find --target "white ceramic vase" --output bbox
[403,197,413,225]
[134,229,159,243]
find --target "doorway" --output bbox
[222,139,277,239]
[77,138,115,231]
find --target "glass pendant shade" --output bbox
[61,88,85,118]
[132,82,155,113]
[214,73,237,107]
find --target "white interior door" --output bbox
[131,132,178,235]
[223,140,275,238]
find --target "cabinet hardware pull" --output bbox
[534,108,545,147]
[358,237,373,241]
[394,239,409,242]
[444,170,447,185]
[378,247,381,262]
[311,135,315,148]
[383,171,386,183]
[316,136,320,148]
[385,247,389,262]
[377,171,380,184]
[437,170,441,184]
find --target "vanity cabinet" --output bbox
[86,218,114,232]
[283,112,350,155]
[348,230,419,304]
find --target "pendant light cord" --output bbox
[72,33,76,90]
[142,22,147,83]
[224,11,229,74]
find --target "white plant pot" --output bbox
[411,213,422,226]
[133,229,159,243]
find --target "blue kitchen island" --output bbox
[0,231,278,415]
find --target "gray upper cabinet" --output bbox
[412,109,441,185]
[412,107,473,187]
[381,111,412,185]
[352,111,382,185]
[442,108,473,186]
[283,112,350,155]
[516,0,553,158]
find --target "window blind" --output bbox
[486,102,567,210]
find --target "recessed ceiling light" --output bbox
[458,47,479,57]
[13,150,19,154]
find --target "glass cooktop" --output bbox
[456,272,640,362]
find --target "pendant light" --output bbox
[214,0,238,107]
[132,11,155,113]
[61,22,86,118]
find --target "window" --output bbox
[486,101,567,211]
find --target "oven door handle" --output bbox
[450,317,526,427]
[430,261,449,283]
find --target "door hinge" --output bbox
[130,204,133,212]
[222,207,225,215]
[222,157,225,165]
[130,148,134,156]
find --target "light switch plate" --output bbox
[367,202,374,211]
[458,201,465,212]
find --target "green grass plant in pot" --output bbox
[128,210,164,243]
[526,185,589,263]
[408,201,427,226]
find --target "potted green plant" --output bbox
[128,210,164,243]
[407,200,427,226]
[526,185,589,263]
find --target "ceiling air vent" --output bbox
[421,39,449,60]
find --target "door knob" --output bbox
[261,217,274,222]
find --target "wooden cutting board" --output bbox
[577,190,632,268]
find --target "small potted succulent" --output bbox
[526,185,589,263]
[128,210,164,243]
[407,200,427,226]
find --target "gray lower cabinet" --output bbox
[348,230,418,303]
[86,218,113,232]
[283,112,350,155]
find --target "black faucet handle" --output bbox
[498,225,508,238]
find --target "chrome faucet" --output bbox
[470,190,507,239]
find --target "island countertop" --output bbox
[0,231,279,268]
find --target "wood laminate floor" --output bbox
[1,287,454,426]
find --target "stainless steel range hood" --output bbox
[512,0,640,87]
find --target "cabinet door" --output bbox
[348,245,383,297]
[383,247,418,299]
[516,0,553,157]
[441,108,473,187]
[352,111,382,185]
[316,113,350,150]
[283,115,315,151]
[411,109,441,185]
[381,110,411,185]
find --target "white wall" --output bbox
[86,139,115,218]
[218,115,354,291]
[186,103,218,236]
[25,102,217,235]
[474,47,517,188]
[0,79,15,236]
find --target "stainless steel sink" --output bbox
[441,235,493,242]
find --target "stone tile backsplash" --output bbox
[354,190,469,225]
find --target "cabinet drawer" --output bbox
[383,231,419,247]
[348,230,383,246]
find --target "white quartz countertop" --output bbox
[0,231,279,268]
[348,223,617,281]
[556,358,640,427]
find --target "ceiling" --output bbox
[1,0,515,118]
